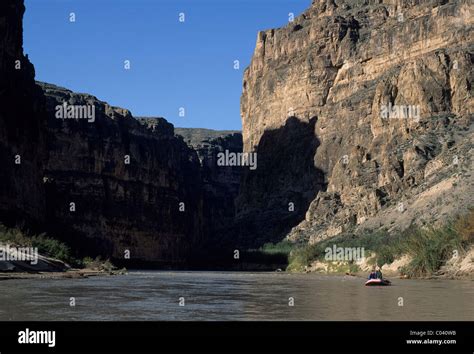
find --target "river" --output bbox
[1,271,473,321]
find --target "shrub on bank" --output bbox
[400,209,473,277]
[0,224,79,267]
[82,256,117,272]
[286,209,474,277]
[31,234,73,264]
[259,240,294,256]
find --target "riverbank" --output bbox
[302,246,474,281]
[0,268,126,281]
[1,223,128,280]
[0,252,126,281]
[262,210,474,280]
[2,210,472,279]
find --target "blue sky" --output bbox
[24,0,310,130]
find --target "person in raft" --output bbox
[368,267,377,279]
[375,266,383,279]
[368,266,383,280]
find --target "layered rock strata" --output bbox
[239,0,473,245]
[39,83,209,264]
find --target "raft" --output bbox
[365,278,391,286]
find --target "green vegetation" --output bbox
[286,229,398,272]
[0,224,120,270]
[0,224,74,264]
[32,235,72,264]
[286,209,474,277]
[259,240,294,256]
[400,209,474,277]
[236,240,294,269]
[399,226,459,277]
[325,262,360,274]
[82,256,117,272]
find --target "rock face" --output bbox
[40,83,206,265]
[235,117,327,246]
[239,0,473,246]
[174,128,243,247]
[0,0,46,228]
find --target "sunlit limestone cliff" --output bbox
[238,0,473,247]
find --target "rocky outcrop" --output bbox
[174,128,241,147]
[0,0,46,228]
[174,128,242,208]
[40,83,206,265]
[240,0,473,246]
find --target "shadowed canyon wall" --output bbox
[0,0,46,228]
[40,83,209,264]
[235,117,326,247]
[174,128,243,243]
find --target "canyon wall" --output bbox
[0,0,46,228]
[40,83,207,264]
[37,92,244,265]
[0,0,243,266]
[175,128,243,245]
[239,0,473,246]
